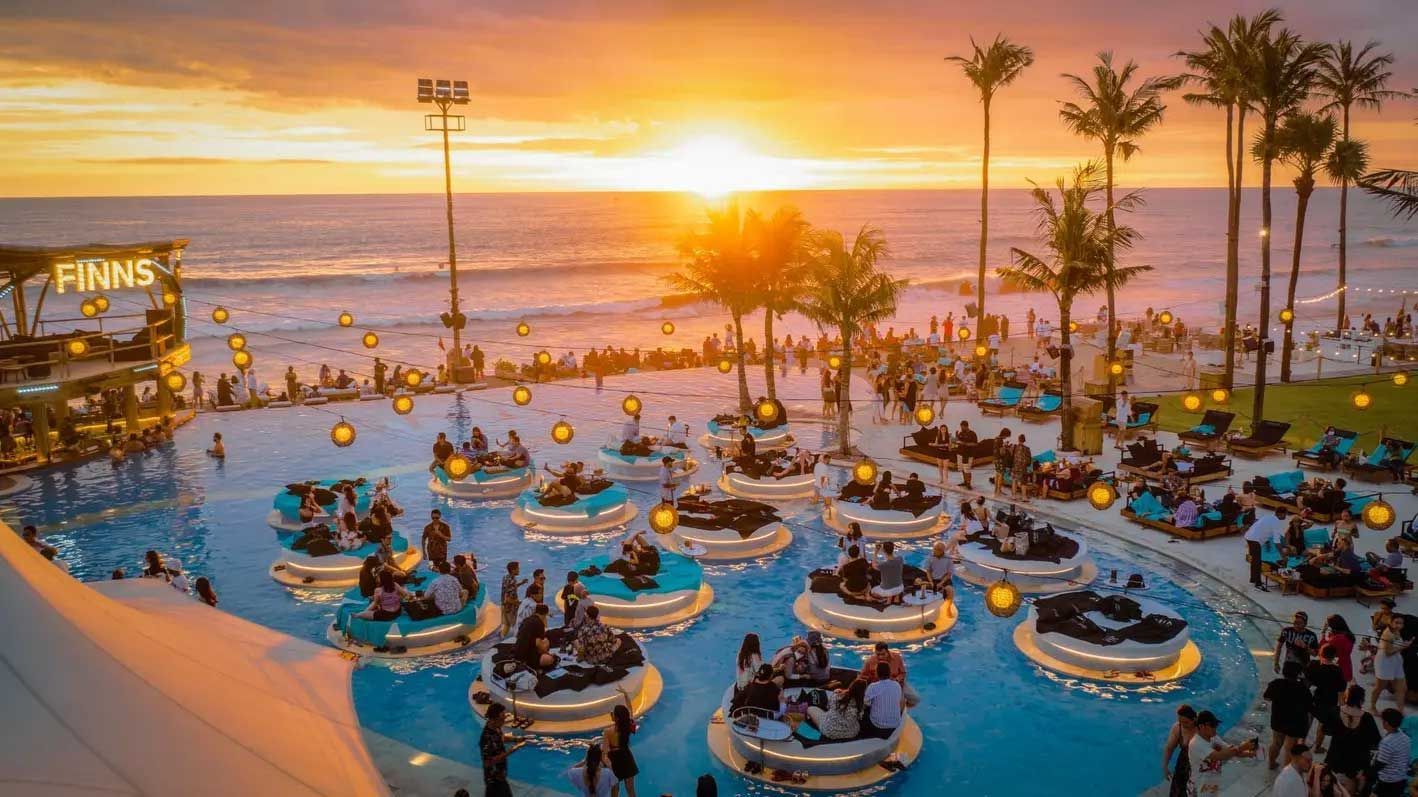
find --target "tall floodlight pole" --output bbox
[418,78,470,378]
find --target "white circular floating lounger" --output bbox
[509,485,639,535]
[792,576,956,643]
[822,499,949,540]
[469,647,664,735]
[671,522,793,561]
[428,464,533,500]
[266,479,375,532]
[326,584,501,659]
[717,471,816,501]
[1014,593,1202,683]
[956,530,1097,593]
[269,538,422,590]
[702,418,793,451]
[595,446,700,483]
[706,684,921,791]
[560,549,714,628]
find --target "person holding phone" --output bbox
[480,703,527,797]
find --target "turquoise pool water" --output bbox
[6,376,1259,796]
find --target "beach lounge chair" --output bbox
[1016,389,1063,422]
[1251,470,1379,523]
[1225,420,1291,459]
[899,428,952,465]
[979,381,1026,417]
[1177,410,1235,451]
[1119,489,1237,541]
[1107,401,1160,434]
[1342,437,1416,483]
[1294,428,1358,471]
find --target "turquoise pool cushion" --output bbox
[1192,423,1215,435]
[1265,470,1305,496]
[272,479,372,523]
[1034,450,1056,464]
[516,485,631,518]
[277,530,410,558]
[578,551,702,601]
[1127,491,1170,521]
[337,583,486,647]
[1036,394,1061,412]
[599,446,687,464]
[434,464,530,486]
[983,386,1023,406]
[1129,412,1153,428]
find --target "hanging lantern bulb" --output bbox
[164,371,187,392]
[362,331,379,349]
[648,502,679,535]
[232,350,253,369]
[515,320,531,337]
[622,394,642,416]
[403,369,423,389]
[330,419,357,447]
[392,394,414,415]
[162,289,178,307]
[1351,390,1372,410]
[93,295,110,313]
[827,354,843,370]
[1394,372,1409,387]
[1211,388,1229,404]
[1158,310,1174,325]
[1279,308,1294,324]
[717,357,733,374]
[1363,498,1396,531]
[914,404,935,426]
[211,306,229,324]
[853,459,879,485]
[1068,321,1079,333]
[974,344,988,358]
[755,398,779,424]
[1182,393,1203,412]
[984,577,1023,618]
[1108,361,1125,377]
[337,311,354,327]
[551,419,575,444]
[661,321,675,335]
[80,299,99,318]
[65,338,89,357]
[536,350,552,366]
[1087,482,1117,511]
[512,385,532,406]
[444,453,473,481]
[958,327,971,341]
[226,332,247,351]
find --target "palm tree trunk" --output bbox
[1281,180,1313,382]
[976,96,992,340]
[837,331,854,454]
[1224,105,1246,389]
[1336,106,1351,334]
[1059,303,1075,450]
[1253,138,1274,423]
[763,310,777,401]
[1104,145,1118,396]
[732,311,750,412]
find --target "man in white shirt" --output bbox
[658,457,677,503]
[813,454,833,503]
[1244,507,1289,591]
[863,661,904,736]
[663,415,688,448]
[621,413,641,443]
[1271,743,1311,797]
[1114,390,1133,442]
[1189,710,1256,796]
[427,560,467,616]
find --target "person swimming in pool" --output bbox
[206,432,225,459]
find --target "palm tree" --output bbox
[1247,28,1324,421]
[998,162,1151,450]
[671,202,759,412]
[1059,52,1179,392]
[749,206,811,402]
[797,226,906,454]
[1271,112,1338,381]
[1314,42,1402,332]
[1363,166,1418,220]
[946,35,1035,341]
[1177,10,1282,389]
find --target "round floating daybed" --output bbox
[327,582,499,659]
[956,527,1097,593]
[792,571,956,642]
[357,393,386,402]
[1014,589,1201,683]
[703,416,792,451]
[822,496,949,540]
[469,632,663,735]
[314,387,359,402]
[510,483,639,535]
[428,462,534,500]
[560,548,714,628]
[266,478,374,532]
[707,675,920,791]
[668,493,793,561]
[269,531,421,589]
[717,468,816,501]
[302,396,330,406]
[595,445,700,483]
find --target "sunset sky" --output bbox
[1,0,1414,197]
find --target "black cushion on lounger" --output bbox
[538,492,577,507]
[965,530,1079,563]
[887,494,943,517]
[1033,591,1188,646]
[910,428,937,447]
[1296,565,1364,589]
[838,481,874,502]
[1233,420,1291,448]
[577,478,613,495]
[676,496,782,538]
[1185,410,1235,439]
[489,630,645,697]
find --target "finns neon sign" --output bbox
[52,258,158,294]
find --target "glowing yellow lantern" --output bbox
[211,306,229,324]
[232,350,253,369]
[330,419,357,448]
[1279,308,1294,324]
[1211,388,1229,404]
[164,371,187,392]
[1352,390,1372,410]
[974,344,988,358]
[1068,321,1079,333]
[914,404,935,426]
[1395,372,1409,387]
[1087,482,1117,511]
[535,351,552,367]
[958,327,971,341]
[516,321,531,337]
[551,419,575,445]
[362,331,379,349]
[1109,361,1125,377]
[337,311,354,327]
[93,295,110,313]
[661,321,675,335]
[65,338,89,357]
[392,394,414,415]
[226,332,247,351]
[1182,393,1202,412]
[622,395,642,416]
[80,299,99,318]
[717,357,733,374]
[648,502,679,535]
[512,385,532,406]
[403,369,423,389]
[984,578,1023,618]
[1158,310,1174,325]
[853,459,878,486]
[755,398,779,423]
[158,361,173,377]
[827,354,843,370]
[1363,499,1396,531]
[444,453,473,480]
[162,290,178,307]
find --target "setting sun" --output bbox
[647,134,816,196]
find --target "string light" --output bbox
[1068,321,1079,333]
[211,307,229,324]
[985,576,1023,618]
[755,398,779,423]
[1279,308,1294,324]
[65,338,88,357]
[444,453,473,480]
[536,351,552,366]
[162,290,178,307]
[403,369,423,389]
[1395,372,1409,387]
[164,371,186,392]
[1087,482,1117,511]
[330,419,357,447]
[1158,310,1173,325]
[717,357,733,374]
[974,344,988,358]
[512,385,532,406]
[1182,393,1202,412]
[337,311,354,327]
[226,333,247,351]
[1109,361,1125,377]
[362,331,379,349]
[232,350,253,369]
[661,321,675,335]
[1211,388,1229,404]
[914,404,935,426]
[622,395,642,416]
[853,459,878,485]
[1352,390,1372,410]
[392,395,414,415]
[1364,499,1396,531]
[648,502,679,534]
[93,295,110,313]
[80,299,98,318]
[516,321,531,337]
[958,328,971,341]
[551,418,575,444]
[827,354,842,370]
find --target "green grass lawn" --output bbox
[1141,372,1417,453]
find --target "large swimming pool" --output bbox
[6,369,1259,796]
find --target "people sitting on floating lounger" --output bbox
[468,427,489,457]
[356,570,410,622]
[835,523,866,566]
[515,603,556,670]
[499,431,530,468]
[621,413,642,445]
[453,553,480,597]
[860,642,920,708]
[570,605,622,665]
[923,542,955,600]
[871,541,906,605]
[805,677,869,741]
[337,513,364,551]
[335,369,354,389]
[734,633,765,699]
[605,532,661,578]
[559,571,590,629]
[431,432,455,471]
[516,584,545,629]
[771,633,832,686]
[862,661,905,738]
[425,560,468,616]
[663,415,689,448]
[836,545,874,603]
[736,664,784,718]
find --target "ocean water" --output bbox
[1,189,1414,380]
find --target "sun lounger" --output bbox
[1342,437,1416,483]
[1294,429,1358,471]
[1016,389,1063,422]
[1120,489,1237,541]
[1107,401,1160,434]
[1226,420,1291,459]
[1251,470,1379,522]
[979,381,1026,417]
[1177,410,1235,450]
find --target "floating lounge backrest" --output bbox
[1252,420,1291,444]
[1036,393,1062,412]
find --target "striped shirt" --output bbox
[1376,729,1411,783]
